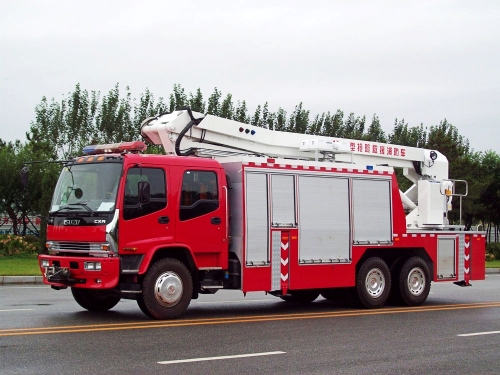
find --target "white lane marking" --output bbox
[0,309,34,312]
[158,351,286,365]
[458,331,500,337]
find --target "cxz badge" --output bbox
[63,219,80,226]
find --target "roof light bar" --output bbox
[82,141,147,155]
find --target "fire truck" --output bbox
[39,108,486,319]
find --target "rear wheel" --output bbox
[355,257,390,308]
[280,290,319,303]
[139,258,193,320]
[71,288,121,311]
[397,257,431,306]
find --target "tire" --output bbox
[388,257,405,305]
[397,256,431,306]
[139,258,192,320]
[355,257,390,308]
[280,290,319,303]
[137,297,154,319]
[71,288,121,312]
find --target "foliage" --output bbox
[486,242,500,261]
[0,234,40,257]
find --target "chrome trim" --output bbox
[106,209,119,254]
[47,241,115,257]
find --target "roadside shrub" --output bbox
[486,242,500,261]
[0,234,40,257]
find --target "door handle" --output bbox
[158,216,170,224]
[211,217,221,225]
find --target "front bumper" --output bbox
[38,254,120,289]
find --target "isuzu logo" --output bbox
[63,219,80,226]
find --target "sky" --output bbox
[1,0,499,154]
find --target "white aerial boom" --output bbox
[141,108,461,230]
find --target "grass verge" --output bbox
[0,255,40,276]
[485,260,500,268]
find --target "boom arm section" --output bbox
[141,109,456,230]
[141,109,448,181]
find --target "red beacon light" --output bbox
[82,141,147,155]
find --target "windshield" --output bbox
[50,162,123,213]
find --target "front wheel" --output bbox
[71,288,121,311]
[397,257,431,306]
[139,258,193,320]
[355,257,390,308]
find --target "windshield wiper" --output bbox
[50,205,81,214]
[68,202,93,212]
[51,202,93,215]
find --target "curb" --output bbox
[0,276,44,285]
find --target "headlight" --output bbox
[84,262,102,271]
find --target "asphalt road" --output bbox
[1,276,500,375]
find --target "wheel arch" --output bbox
[139,246,197,276]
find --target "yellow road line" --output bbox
[1,301,500,337]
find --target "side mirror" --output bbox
[74,188,83,199]
[138,181,150,204]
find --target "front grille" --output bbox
[57,242,91,251]
[49,241,111,257]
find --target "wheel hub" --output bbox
[407,267,425,296]
[154,271,183,307]
[365,268,385,298]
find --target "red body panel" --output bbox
[47,225,106,242]
[39,254,120,288]
[471,234,486,280]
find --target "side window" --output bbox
[123,167,166,220]
[180,170,219,221]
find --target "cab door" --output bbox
[175,168,227,269]
[119,165,175,261]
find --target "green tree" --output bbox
[207,87,222,116]
[96,84,135,144]
[321,110,344,137]
[343,113,365,139]
[388,119,427,147]
[233,100,250,123]
[273,108,287,132]
[251,104,262,127]
[288,103,309,134]
[188,88,206,113]
[220,93,234,119]
[169,83,188,111]
[364,114,387,143]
